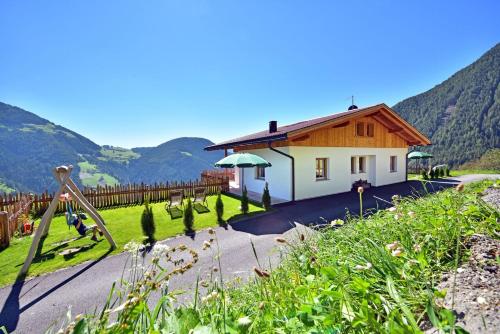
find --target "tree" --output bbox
[141,197,155,243]
[215,192,224,224]
[183,198,194,234]
[241,186,249,214]
[261,182,271,211]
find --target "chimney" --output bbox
[269,120,278,133]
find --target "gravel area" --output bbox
[432,234,499,333]
[481,186,500,211]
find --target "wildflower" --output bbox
[208,228,215,235]
[330,219,344,227]
[392,248,404,257]
[275,237,288,244]
[394,214,401,220]
[392,194,401,202]
[456,183,464,192]
[124,241,144,254]
[386,241,399,250]
[237,316,252,327]
[203,240,211,250]
[259,301,265,309]
[408,211,416,218]
[413,244,422,252]
[354,262,372,270]
[253,266,270,278]
[388,206,397,212]
[152,244,171,257]
[357,186,364,194]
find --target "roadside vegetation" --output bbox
[58,179,499,333]
[0,195,263,287]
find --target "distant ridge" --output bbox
[393,43,500,167]
[0,102,223,192]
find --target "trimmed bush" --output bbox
[215,192,224,223]
[446,167,450,177]
[141,197,155,243]
[241,186,249,214]
[183,199,194,233]
[429,169,435,179]
[262,182,271,211]
[421,170,428,180]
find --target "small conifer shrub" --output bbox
[429,169,435,179]
[446,167,451,177]
[421,170,428,180]
[215,192,224,223]
[262,182,271,211]
[141,197,155,243]
[241,186,249,214]
[439,168,445,178]
[183,198,194,234]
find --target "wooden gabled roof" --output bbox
[205,103,430,151]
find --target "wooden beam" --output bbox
[291,134,310,142]
[388,127,403,133]
[332,121,350,128]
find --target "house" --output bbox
[205,103,431,202]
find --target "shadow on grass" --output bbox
[193,203,210,214]
[0,248,113,333]
[167,207,183,219]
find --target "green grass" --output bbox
[77,161,120,187]
[99,146,140,163]
[0,181,15,194]
[71,180,499,333]
[0,195,263,287]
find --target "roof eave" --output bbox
[204,133,288,151]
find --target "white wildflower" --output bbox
[237,316,252,327]
[152,244,171,257]
[388,207,397,212]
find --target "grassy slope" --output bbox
[0,195,263,287]
[200,181,498,333]
[78,161,120,187]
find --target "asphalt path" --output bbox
[0,175,497,333]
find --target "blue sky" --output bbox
[1,0,499,148]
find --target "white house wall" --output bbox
[239,147,293,201]
[291,147,408,200]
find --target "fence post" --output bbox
[0,211,9,248]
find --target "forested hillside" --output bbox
[393,43,500,167]
[0,102,222,193]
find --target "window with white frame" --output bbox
[358,156,366,173]
[390,156,397,172]
[316,158,328,180]
[255,166,266,179]
[351,156,356,174]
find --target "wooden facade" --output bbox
[235,114,409,151]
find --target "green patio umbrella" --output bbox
[214,153,272,168]
[214,153,271,193]
[408,151,433,173]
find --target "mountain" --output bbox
[0,102,223,193]
[128,137,223,184]
[393,43,500,167]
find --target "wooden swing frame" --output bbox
[18,165,116,278]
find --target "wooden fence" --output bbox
[201,169,235,182]
[0,194,33,248]
[14,178,229,216]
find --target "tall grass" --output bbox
[53,180,499,333]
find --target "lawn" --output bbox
[0,195,263,287]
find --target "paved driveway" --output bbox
[0,175,496,333]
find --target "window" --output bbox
[316,158,328,180]
[356,122,365,136]
[367,123,374,137]
[351,156,356,174]
[358,157,366,173]
[390,156,397,172]
[256,166,266,179]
